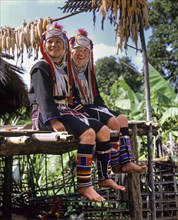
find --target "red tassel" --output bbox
[90,50,98,96]
[66,39,73,105]
[76,28,88,37]
[53,23,63,31]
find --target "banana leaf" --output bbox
[149,63,176,102]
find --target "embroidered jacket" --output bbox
[29,59,69,124]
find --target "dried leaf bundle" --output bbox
[60,0,150,51]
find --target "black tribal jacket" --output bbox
[28,60,65,124]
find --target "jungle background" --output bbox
[0,0,178,219]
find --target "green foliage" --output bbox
[149,64,178,139]
[95,56,142,95]
[147,0,178,91]
[15,151,77,196]
[149,63,176,102]
[0,107,31,126]
[101,62,178,140]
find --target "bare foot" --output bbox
[77,186,105,202]
[98,179,125,191]
[112,162,147,174]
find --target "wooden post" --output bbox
[128,124,143,220]
[139,17,156,220]
[2,156,13,219]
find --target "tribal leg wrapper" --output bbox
[96,141,111,180]
[77,144,94,188]
[119,135,133,164]
[111,136,133,167]
[110,136,120,167]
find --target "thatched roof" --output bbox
[0,57,30,119]
[60,0,94,13]
[60,0,149,51]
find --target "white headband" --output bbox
[45,24,67,49]
[73,35,91,51]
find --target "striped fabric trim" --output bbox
[77,181,92,188]
[119,145,133,164]
[111,150,120,167]
[110,136,133,167]
[77,153,93,188]
[120,135,131,145]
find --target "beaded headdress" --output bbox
[69,29,93,51]
[69,29,98,97]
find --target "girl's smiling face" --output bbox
[72,46,90,66]
[45,37,64,58]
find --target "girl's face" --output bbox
[45,37,64,58]
[72,46,90,66]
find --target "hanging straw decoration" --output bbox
[61,0,149,52]
[92,0,149,52]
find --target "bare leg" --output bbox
[98,179,125,191]
[77,186,105,202]
[112,162,147,174]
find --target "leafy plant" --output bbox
[101,63,178,141]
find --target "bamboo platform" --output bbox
[0,120,159,157]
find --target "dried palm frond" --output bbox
[0,57,30,118]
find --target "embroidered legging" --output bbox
[77,143,94,188]
[111,136,133,167]
[95,141,111,180]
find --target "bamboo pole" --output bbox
[139,17,156,220]
[52,10,85,22]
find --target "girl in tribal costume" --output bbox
[69,29,147,174]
